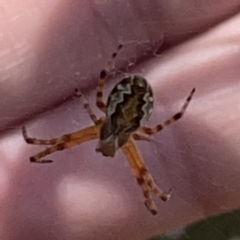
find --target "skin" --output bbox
[0,1,240,240]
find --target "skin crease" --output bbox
[0,1,240,240]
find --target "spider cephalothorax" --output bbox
[96,75,153,157]
[22,44,195,215]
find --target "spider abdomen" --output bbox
[107,75,154,133]
[96,75,153,157]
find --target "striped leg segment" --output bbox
[22,126,64,145]
[142,170,172,202]
[132,133,152,142]
[96,44,123,113]
[122,140,158,215]
[74,88,98,124]
[23,125,99,163]
[141,88,195,135]
[126,138,171,202]
[29,139,86,163]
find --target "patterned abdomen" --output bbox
[107,75,153,135]
[97,75,153,157]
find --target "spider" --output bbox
[22,44,195,215]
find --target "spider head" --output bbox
[96,118,130,157]
[96,134,118,157]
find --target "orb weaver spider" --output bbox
[22,44,195,215]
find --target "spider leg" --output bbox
[132,133,153,142]
[122,140,158,215]
[25,125,99,163]
[141,88,195,135]
[124,138,171,202]
[143,171,172,202]
[29,139,85,163]
[22,126,63,145]
[96,44,123,113]
[74,88,98,124]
